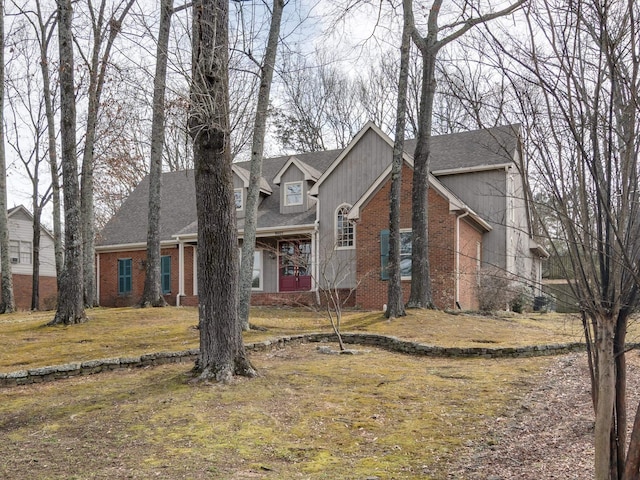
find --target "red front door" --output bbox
[279,240,312,292]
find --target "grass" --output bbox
[1,343,549,479]
[0,306,585,371]
[0,306,591,478]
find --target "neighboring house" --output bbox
[2,205,57,310]
[96,122,548,310]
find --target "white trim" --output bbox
[178,239,185,298]
[431,163,513,176]
[234,188,244,211]
[252,250,264,291]
[95,240,177,253]
[283,181,304,206]
[232,164,272,195]
[334,203,355,250]
[193,245,198,296]
[96,253,101,305]
[346,159,492,233]
[273,156,321,185]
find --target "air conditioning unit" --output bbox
[10,257,18,264]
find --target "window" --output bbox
[118,258,132,295]
[9,240,32,264]
[336,205,355,248]
[284,181,303,206]
[252,251,263,290]
[238,249,263,291]
[234,188,243,211]
[161,255,171,294]
[380,229,412,280]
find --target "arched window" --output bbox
[336,204,355,248]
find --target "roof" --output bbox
[97,124,518,247]
[406,124,521,174]
[97,150,340,247]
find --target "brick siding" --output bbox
[355,165,482,310]
[98,245,194,307]
[8,273,57,311]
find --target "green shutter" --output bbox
[118,259,132,294]
[380,230,389,280]
[161,256,171,294]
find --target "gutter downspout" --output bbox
[456,211,470,308]
[176,236,184,307]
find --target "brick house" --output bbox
[96,122,547,310]
[2,205,57,310]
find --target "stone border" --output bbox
[3,332,628,388]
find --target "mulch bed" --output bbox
[444,352,640,479]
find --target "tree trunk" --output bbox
[595,317,616,479]
[31,204,42,310]
[238,0,284,330]
[385,0,412,319]
[190,0,255,382]
[49,0,86,326]
[0,0,14,314]
[140,0,173,308]
[36,2,64,285]
[407,48,437,309]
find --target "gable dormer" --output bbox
[232,165,272,219]
[273,156,320,214]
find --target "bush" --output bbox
[477,267,520,312]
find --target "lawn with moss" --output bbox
[0,307,596,478]
[0,306,587,372]
[1,342,551,479]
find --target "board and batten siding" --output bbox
[317,128,394,289]
[437,169,509,273]
[7,208,56,277]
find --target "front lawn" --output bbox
[0,306,585,371]
[0,307,597,478]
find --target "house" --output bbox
[2,205,58,310]
[96,122,548,310]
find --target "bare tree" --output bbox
[190,0,255,382]
[140,0,173,308]
[5,31,53,310]
[272,50,366,152]
[482,0,640,476]
[0,0,15,314]
[19,0,64,283]
[78,0,135,308]
[49,0,86,325]
[405,0,525,308]
[385,0,412,319]
[238,0,284,331]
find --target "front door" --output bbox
[279,240,312,292]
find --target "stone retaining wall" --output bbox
[1,333,615,388]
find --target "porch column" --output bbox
[177,237,185,306]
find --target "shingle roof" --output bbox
[97,124,519,247]
[405,124,520,173]
[97,150,340,246]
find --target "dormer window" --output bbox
[234,188,243,211]
[284,181,303,206]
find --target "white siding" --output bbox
[6,208,56,277]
